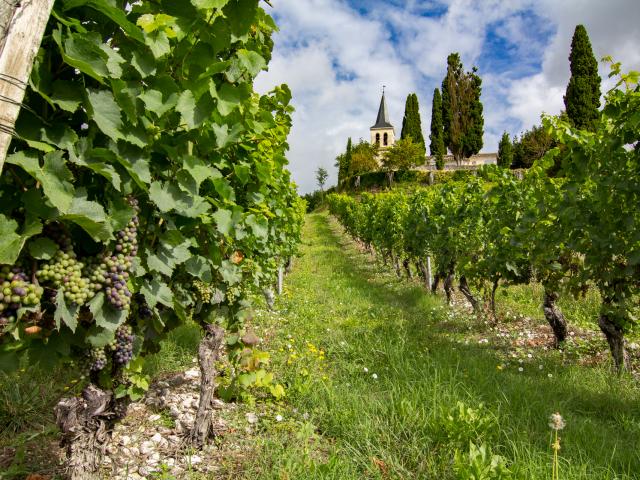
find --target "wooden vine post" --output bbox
[0,0,55,173]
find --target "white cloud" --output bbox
[257,0,640,193]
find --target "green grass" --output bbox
[242,212,640,479]
[1,212,638,479]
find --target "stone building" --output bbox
[370,89,395,150]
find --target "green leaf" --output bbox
[54,289,79,332]
[6,151,75,212]
[140,278,173,308]
[223,0,258,37]
[60,191,112,241]
[0,215,42,264]
[86,89,125,141]
[149,181,209,217]
[182,155,222,188]
[88,292,127,331]
[213,208,233,235]
[51,80,83,112]
[54,29,108,83]
[140,89,177,117]
[131,49,157,78]
[28,238,59,260]
[146,230,193,276]
[184,256,213,282]
[63,0,146,44]
[237,49,266,77]
[191,0,229,9]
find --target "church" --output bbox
[367,89,497,170]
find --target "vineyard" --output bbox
[328,70,640,373]
[0,1,639,479]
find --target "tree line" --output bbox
[334,24,601,186]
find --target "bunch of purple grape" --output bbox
[112,324,134,365]
[134,293,152,319]
[89,347,108,371]
[0,265,44,325]
[115,214,139,256]
[104,255,133,310]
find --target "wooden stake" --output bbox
[0,0,55,172]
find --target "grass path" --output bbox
[244,212,639,479]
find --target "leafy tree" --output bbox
[316,167,328,192]
[512,125,553,168]
[497,132,513,168]
[429,88,446,170]
[381,137,425,184]
[400,93,426,156]
[564,25,601,131]
[348,140,379,176]
[441,53,484,163]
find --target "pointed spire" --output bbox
[371,87,393,129]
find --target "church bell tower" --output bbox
[370,87,395,149]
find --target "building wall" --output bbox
[370,127,395,149]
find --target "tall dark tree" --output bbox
[564,25,601,131]
[336,137,352,187]
[400,93,426,156]
[441,53,484,163]
[429,88,446,170]
[497,132,513,168]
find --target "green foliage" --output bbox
[453,443,516,480]
[316,167,328,191]
[0,1,304,396]
[512,125,553,168]
[441,53,484,162]
[497,132,513,169]
[347,140,378,177]
[564,25,601,131]
[381,137,424,173]
[335,137,352,187]
[430,88,446,170]
[400,93,425,156]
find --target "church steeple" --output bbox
[372,87,393,129]
[370,86,395,150]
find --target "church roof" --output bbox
[371,91,394,129]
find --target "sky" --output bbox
[254,0,640,194]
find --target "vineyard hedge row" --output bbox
[328,67,640,371]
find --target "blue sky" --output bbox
[255,0,640,193]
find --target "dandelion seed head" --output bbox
[549,412,565,431]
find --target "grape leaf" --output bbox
[0,215,41,264]
[86,89,125,141]
[6,151,75,213]
[54,289,79,332]
[237,49,266,77]
[28,238,59,260]
[140,278,173,308]
[88,292,127,331]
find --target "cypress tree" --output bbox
[337,137,352,187]
[441,53,484,163]
[497,131,513,168]
[429,88,446,170]
[564,25,601,131]
[344,137,352,180]
[401,93,426,156]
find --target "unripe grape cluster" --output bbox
[193,280,213,303]
[89,347,108,372]
[37,250,94,305]
[134,293,152,319]
[0,265,43,326]
[112,324,134,365]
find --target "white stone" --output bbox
[139,440,155,456]
[189,454,202,465]
[148,414,161,422]
[245,412,258,424]
[119,435,131,446]
[184,368,200,379]
[151,433,164,444]
[138,466,151,476]
[169,405,181,418]
[147,452,161,465]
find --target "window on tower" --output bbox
[375,133,380,145]
[383,133,388,146]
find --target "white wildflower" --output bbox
[518,367,524,372]
[363,367,368,373]
[275,414,283,422]
[548,412,565,431]
[372,373,378,380]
